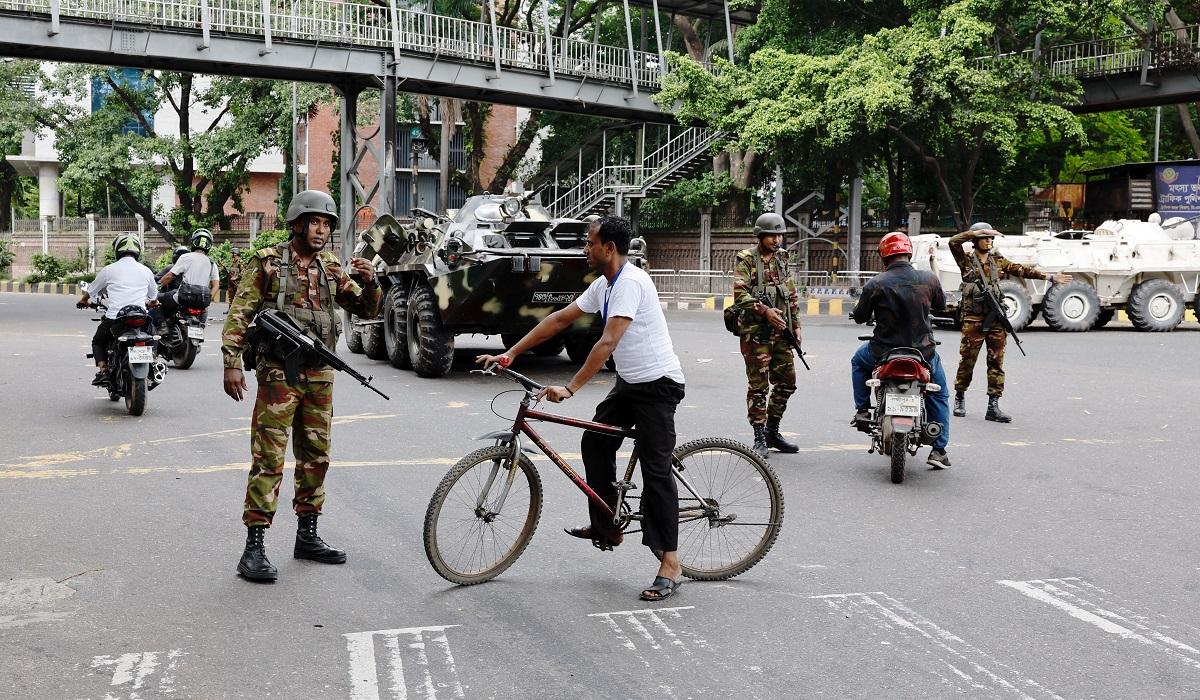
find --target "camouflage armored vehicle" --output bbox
[344,193,645,377]
[912,215,1200,332]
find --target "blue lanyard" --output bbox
[601,264,625,324]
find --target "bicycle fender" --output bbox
[475,430,537,455]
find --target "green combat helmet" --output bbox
[753,213,787,238]
[285,190,339,230]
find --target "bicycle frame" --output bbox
[481,367,711,531]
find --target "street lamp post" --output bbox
[409,126,428,214]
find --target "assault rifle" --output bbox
[969,255,1026,357]
[252,309,390,399]
[755,291,811,371]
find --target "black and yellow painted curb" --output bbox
[1,281,232,303]
[662,295,850,316]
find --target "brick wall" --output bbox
[479,105,518,192]
[641,229,888,273]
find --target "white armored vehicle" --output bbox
[912,215,1200,332]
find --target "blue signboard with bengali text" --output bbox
[1154,165,1200,220]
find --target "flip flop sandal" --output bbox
[639,576,681,602]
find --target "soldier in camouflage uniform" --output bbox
[732,213,802,459]
[225,248,242,310]
[221,190,382,582]
[948,224,1071,422]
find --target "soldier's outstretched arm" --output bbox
[947,231,972,271]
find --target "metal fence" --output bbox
[647,267,877,303]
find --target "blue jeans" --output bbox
[851,342,950,450]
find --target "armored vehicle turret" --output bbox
[344,193,645,376]
[913,216,1200,332]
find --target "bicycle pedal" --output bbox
[613,480,637,490]
[591,538,615,552]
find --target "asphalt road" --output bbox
[2,291,1199,699]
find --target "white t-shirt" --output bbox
[90,256,158,319]
[575,261,684,385]
[170,251,219,287]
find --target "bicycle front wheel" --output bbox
[672,438,784,581]
[423,445,543,585]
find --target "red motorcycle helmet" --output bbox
[878,231,913,259]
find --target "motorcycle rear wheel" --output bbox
[126,377,147,416]
[890,443,905,484]
[174,340,198,369]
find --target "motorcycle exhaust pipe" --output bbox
[922,421,943,444]
[149,361,168,389]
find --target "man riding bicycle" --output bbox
[477,216,687,602]
[850,232,952,469]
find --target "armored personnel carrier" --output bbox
[912,215,1200,332]
[344,193,644,376]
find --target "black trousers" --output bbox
[581,376,685,552]
[91,318,117,365]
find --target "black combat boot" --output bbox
[953,393,966,417]
[985,396,1012,423]
[237,526,277,582]
[765,418,799,453]
[751,425,769,460]
[294,514,347,564]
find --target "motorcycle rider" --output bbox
[77,233,159,386]
[158,229,220,321]
[850,232,952,469]
[731,213,802,458]
[948,223,1072,422]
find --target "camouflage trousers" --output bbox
[740,333,796,425]
[955,316,1007,397]
[243,375,334,526]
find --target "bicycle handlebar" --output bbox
[475,364,547,394]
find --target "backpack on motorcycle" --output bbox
[176,282,212,309]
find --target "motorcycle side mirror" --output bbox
[79,281,89,293]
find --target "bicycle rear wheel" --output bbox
[672,437,783,581]
[423,445,543,585]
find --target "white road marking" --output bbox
[999,577,1200,670]
[344,625,464,700]
[587,605,707,664]
[812,592,1062,699]
[89,649,184,698]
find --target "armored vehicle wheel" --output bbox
[407,281,454,377]
[343,310,364,354]
[1093,309,1115,329]
[532,336,566,357]
[564,333,596,364]
[383,283,412,369]
[1127,279,1185,332]
[363,321,388,360]
[998,280,1033,332]
[1042,281,1100,332]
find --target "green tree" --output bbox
[0,59,46,231]
[41,67,326,245]
[659,0,1164,230]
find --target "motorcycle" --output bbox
[157,301,207,369]
[82,284,167,416]
[855,337,944,484]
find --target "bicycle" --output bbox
[423,364,785,585]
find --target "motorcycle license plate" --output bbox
[127,346,155,364]
[884,394,921,417]
[187,325,205,340]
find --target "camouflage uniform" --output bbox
[225,256,242,309]
[732,248,802,424]
[221,241,382,526]
[947,231,1047,397]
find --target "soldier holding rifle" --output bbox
[948,224,1071,423]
